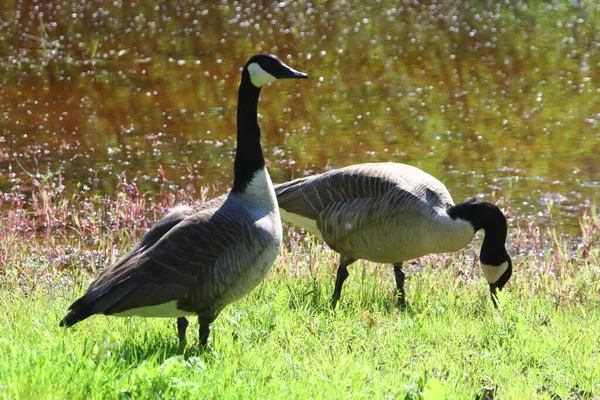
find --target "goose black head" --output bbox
[244,54,308,88]
[448,198,513,307]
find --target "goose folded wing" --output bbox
[132,205,196,252]
[275,168,398,219]
[133,195,227,252]
[80,201,248,315]
[84,202,208,292]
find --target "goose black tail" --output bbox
[59,299,93,327]
[59,277,138,328]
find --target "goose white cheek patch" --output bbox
[481,261,509,284]
[248,63,277,87]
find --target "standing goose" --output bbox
[274,162,512,308]
[60,54,308,347]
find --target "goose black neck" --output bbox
[232,70,264,193]
[448,200,509,265]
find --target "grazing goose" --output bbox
[60,54,308,348]
[274,162,512,308]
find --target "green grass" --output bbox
[1,237,599,399]
[1,184,599,398]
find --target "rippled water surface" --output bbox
[1,0,599,235]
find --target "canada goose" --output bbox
[60,54,308,348]
[274,162,512,308]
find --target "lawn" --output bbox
[1,187,599,399]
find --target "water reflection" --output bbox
[0,0,598,235]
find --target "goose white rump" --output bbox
[114,301,194,318]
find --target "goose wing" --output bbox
[131,194,229,252]
[276,163,430,216]
[92,200,217,282]
[133,204,197,252]
[275,163,453,246]
[64,194,267,319]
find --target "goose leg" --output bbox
[393,263,406,308]
[198,316,214,347]
[331,258,356,309]
[177,317,189,351]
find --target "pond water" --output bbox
[1,0,599,237]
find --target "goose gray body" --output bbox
[61,54,308,347]
[277,163,474,262]
[75,186,280,320]
[275,162,512,307]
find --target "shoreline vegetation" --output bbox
[1,0,598,232]
[1,178,599,399]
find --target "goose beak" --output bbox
[489,283,500,308]
[487,257,512,308]
[279,64,308,80]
